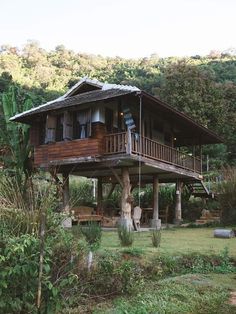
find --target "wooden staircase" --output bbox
[185,180,214,198]
[185,180,220,225]
[195,210,221,225]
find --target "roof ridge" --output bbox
[63,77,140,98]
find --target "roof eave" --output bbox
[140,91,223,144]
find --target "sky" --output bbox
[0,0,235,58]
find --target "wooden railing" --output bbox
[104,132,126,154]
[104,131,202,173]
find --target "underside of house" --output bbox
[11,78,222,228]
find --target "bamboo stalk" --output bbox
[37,205,46,312]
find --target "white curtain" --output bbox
[77,110,91,139]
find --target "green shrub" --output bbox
[122,247,144,257]
[145,249,236,279]
[0,234,40,313]
[118,225,134,247]
[0,218,84,313]
[80,222,102,251]
[151,229,161,248]
[88,251,143,295]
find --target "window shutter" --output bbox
[63,111,73,140]
[45,114,56,143]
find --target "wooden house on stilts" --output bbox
[10,78,222,228]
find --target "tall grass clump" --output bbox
[151,228,161,248]
[80,222,102,270]
[0,173,57,236]
[118,225,134,247]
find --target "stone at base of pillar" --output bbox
[150,219,161,229]
[118,218,133,230]
[62,217,72,228]
[173,218,183,225]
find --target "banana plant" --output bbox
[1,85,33,188]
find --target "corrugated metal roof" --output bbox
[63,77,140,98]
[10,77,140,122]
[10,88,135,122]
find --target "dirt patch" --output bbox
[229,292,236,306]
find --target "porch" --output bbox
[104,131,202,174]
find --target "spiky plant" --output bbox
[151,228,161,248]
[118,225,134,247]
[80,222,102,271]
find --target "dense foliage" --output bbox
[1,42,236,167]
[218,167,236,225]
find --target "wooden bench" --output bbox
[72,206,102,223]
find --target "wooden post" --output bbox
[62,171,71,228]
[120,167,133,229]
[151,175,161,229]
[62,172,70,212]
[193,146,196,172]
[126,128,132,155]
[199,144,202,173]
[36,203,46,310]
[174,180,183,225]
[97,177,103,214]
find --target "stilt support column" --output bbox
[150,175,161,229]
[119,167,133,229]
[97,178,103,214]
[174,180,183,225]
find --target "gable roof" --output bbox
[9,77,223,145]
[11,88,135,122]
[10,77,140,122]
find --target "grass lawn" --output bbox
[70,227,236,313]
[90,273,236,314]
[99,227,236,257]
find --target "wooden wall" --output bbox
[30,123,40,146]
[34,138,104,166]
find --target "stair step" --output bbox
[196,220,208,224]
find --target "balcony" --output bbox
[34,130,201,174]
[104,131,202,173]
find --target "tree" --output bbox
[157,60,226,129]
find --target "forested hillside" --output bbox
[1,41,236,168]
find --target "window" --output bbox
[63,111,73,140]
[45,114,56,143]
[73,109,91,139]
[105,108,114,133]
[55,114,64,141]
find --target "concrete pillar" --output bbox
[150,175,161,229]
[119,167,133,229]
[97,178,103,214]
[174,180,183,225]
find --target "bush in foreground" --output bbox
[118,225,134,247]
